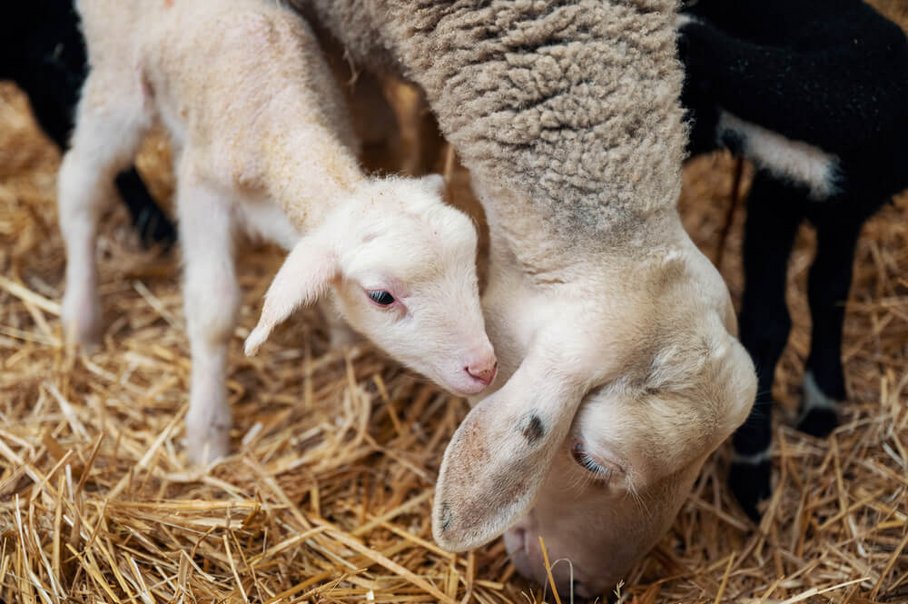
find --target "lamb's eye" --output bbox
[571,441,615,483]
[367,290,395,306]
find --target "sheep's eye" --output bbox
[367,290,395,306]
[571,441,614,483]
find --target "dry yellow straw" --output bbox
[538,536,563,604]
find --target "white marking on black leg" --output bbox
[676,13,703,29]
[731,445,772,465]
[797,370,840,437]
[801,370,840,413]
[717,111,841,200]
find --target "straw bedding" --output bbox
[1,7,906,601]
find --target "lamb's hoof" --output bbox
[729,458,771,522]
[797,408,838,438]
[62,298,103,353]
[185,428,230,466]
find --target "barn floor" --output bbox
[1,11,907,602]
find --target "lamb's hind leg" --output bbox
[798,211,865,437]
[178,169,240,465]
[59,76,150,350]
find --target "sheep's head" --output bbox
[432,236,756,598]
[245,175,496,397]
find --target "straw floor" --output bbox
[2,19,907,604]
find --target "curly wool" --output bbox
[301,0,687,247]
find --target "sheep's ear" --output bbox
[244,236,336,356]
[432,352,587,551]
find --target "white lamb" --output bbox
[59,0,496,464]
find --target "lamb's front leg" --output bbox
[178,173,240,465]
[59,149,107,351]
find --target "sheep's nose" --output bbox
[465,357,497,385]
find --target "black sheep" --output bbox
[679,0,908,519]
[0,0,176,248]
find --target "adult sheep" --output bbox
[295,0,758,596]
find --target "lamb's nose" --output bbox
[465,357,497,385]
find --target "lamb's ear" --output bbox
[432,353,588,551]
[244,236,336,356]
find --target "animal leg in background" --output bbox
[178,171,240,465]
[58,78,150,349]
[799,210,867,437]
[39,85,176,248]
[114,168,178,249]
[0,7,177,250]
[730,171,803,520]
[319,298,357,347]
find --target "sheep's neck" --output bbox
[481,179,684,281]
[382,0,686,250]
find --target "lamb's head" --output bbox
[245,175,496,396]
[432,238,756,598]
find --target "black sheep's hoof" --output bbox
[729,459,771,522]
[797,408,839,438]
[114,168,178,251]
[134,206,178,250]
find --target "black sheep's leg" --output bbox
[114,168,178,249]
[797,211,865,437]
[729,172,803,521]
[26,91,76,150]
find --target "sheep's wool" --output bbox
[300,0,686,248]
